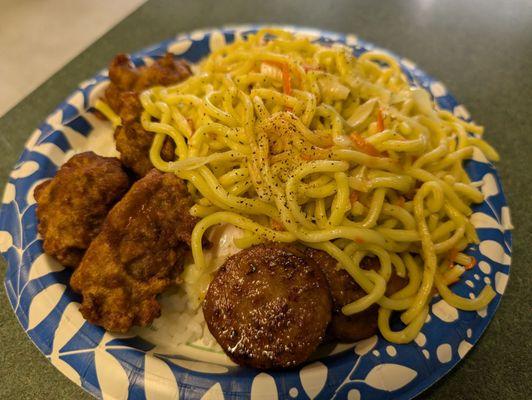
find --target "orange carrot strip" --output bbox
[349,190,359,205]
[349,132,381,157]
[377,108,385,132]
[271,219,285,231]
[301,153,315,161]
[264,61,292,95]
[448,248,458,268]
[302,63,320,72]
[464,256,477,270]
[396,196,406,208]
[281,64,292,95]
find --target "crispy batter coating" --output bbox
[305,248,407,342]
[34,152,130,268]
[114,122,175,178]
[70,169,199,332]
[104,53,192,176]
[203,244,332,369]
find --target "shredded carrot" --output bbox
[264,61,292,95]
[301,153,319,161]
[396,196,406,208]
[448,248,458,268]
[349,190,359,205]
[349,132,381,157]
[465,256,477,270]
[271,219,285,231]
[302,63,320,72]
[300,148,331,161]
[281,64,292,95]
[377,108,385,132]
[355,238,365,244]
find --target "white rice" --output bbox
[134,288,222,353]
[133,223,244,354]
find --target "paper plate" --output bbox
[0,25,512,400]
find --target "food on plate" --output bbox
[70,169,198,332]
[105,53,191,114]
[305,248,406,342]
[114,119,176,177]
[99,53,192,176]
[34,151,130,268]
[137,27,498,347]
[33,27,503,369]
[203,244,332,368]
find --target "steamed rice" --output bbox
[133,224,245,354]
[135,288,222,353]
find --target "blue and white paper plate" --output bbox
[0,26,512,400]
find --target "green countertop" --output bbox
[1,0,531,398]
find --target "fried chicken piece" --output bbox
[104,53,192,177]
[106,53,192,116]
[203,244,332,369]
[34,152,130,268]
[70,169,199,332]
[305,249,407,342]
[114,121,176,177]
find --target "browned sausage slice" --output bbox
[305,248,407,342]
[203,244,332,369]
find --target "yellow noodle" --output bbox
[91,28,500,344]
[94,99,121,127]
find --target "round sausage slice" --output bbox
[203,244,332,369]
[305,248,407,342]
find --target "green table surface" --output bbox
[1,0,531,399]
